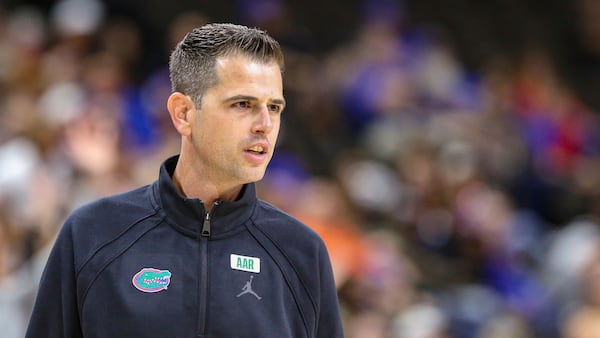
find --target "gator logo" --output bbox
[132,268,171,293]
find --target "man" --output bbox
[26,23,344,338]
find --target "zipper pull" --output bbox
[201,202,219,238]
[201,212,211,237]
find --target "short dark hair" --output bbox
[169,23,284,107]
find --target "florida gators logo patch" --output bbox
[132,268,171,293]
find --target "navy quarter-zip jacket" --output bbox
[26,155,344,338]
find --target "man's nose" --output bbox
[252,105,273,134]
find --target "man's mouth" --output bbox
[247,145,266,155]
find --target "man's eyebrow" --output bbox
[271,98,286,107]
[224,95,286,106]
[224,95,257,103]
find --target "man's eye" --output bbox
[268,104,282,113]
[234,101,251,109]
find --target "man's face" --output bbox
[189,55,285,187]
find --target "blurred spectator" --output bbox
[562,248,600,338]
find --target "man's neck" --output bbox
[172,161,242,212]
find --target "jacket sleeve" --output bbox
[316,243,345,338]
[26,218,84,338]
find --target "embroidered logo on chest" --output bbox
[230,254,261,273]
[236,275,262,300]
[132,268,172,293]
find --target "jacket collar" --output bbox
[153,155,257,238]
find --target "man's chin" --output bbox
[240,169,267,184]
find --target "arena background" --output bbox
[9,0,600,109]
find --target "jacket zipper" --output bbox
[198,203,218,337]
[202,211,212,237]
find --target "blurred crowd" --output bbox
[1,0,600,337]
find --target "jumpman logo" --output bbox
[236,275,262,300]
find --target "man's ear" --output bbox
[167,92,195,136]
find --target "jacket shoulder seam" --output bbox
[247,218,317,337]
[77,214,165,317]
